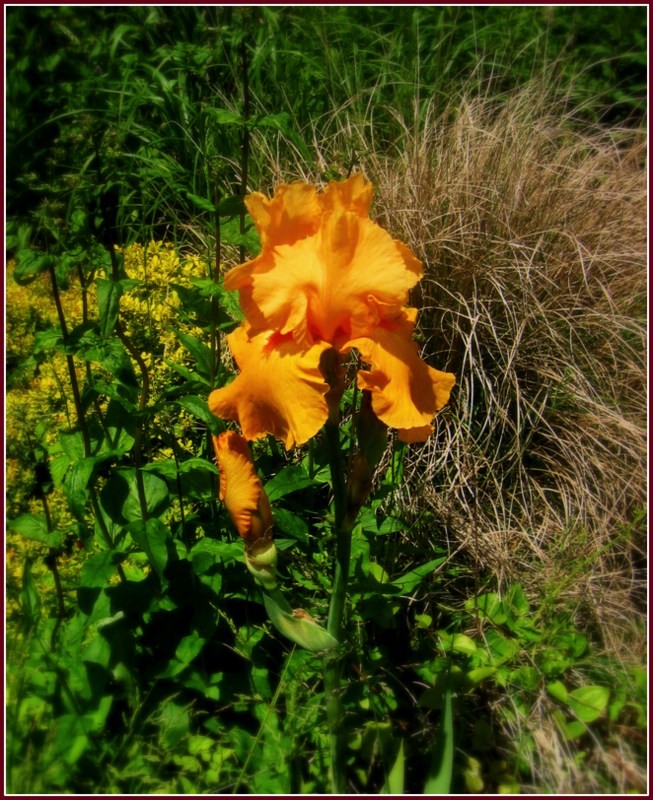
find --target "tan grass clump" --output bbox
[247,80,647,792]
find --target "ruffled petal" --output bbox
[344,311,456,439]
[223,176,422,344]
[213,431,274,543]
[237,211,422,343]
[322,173,373,216]
[209,325,332,449]
[246,182,322,248]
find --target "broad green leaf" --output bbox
[273,508,309,542]
[567,685,609,723]
[128,518,171,584]
[465,666,497,686]
[120,469,169,522]
[175,395,219,428]
[9,514,61,547]
[20,559,41,628]
[438,631,477,656]
[172,330,214,379]
[79,551,124,589]
[13,249,54,285]
[206,107,243,126]
[465,592,508,624]
[175,632,206,665]
[547,680,569,703]
[189,538,242,574]
[63,457,96,519]
[265,466,320,502]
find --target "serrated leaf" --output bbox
[9,514,62,547]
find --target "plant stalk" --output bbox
[323,414,354,794]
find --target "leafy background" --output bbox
[5,6,647,795]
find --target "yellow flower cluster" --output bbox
[6,241,214,550]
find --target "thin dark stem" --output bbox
[48,262,91,458]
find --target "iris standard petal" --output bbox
[241,210,423,344]
[245,182,322,248]
[208,325,332,450]
[344,311,456,439]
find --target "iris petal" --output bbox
[208,325,331,450]
[344,311,456,440]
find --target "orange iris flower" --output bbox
[209,175,455,449]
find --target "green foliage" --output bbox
[5,5,646,795]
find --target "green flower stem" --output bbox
[323,414,355,794]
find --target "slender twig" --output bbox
[48,261,91,458]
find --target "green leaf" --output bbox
[20,559,41,627]
[424,679,454,793]
[175,632,206,665]
[438,631,477,656]
[190,538,242,574]
[96,278,123,337]
[186,192,215,213]
[122,470,169,522]
[392,557,446,593]
[13,249,54,285]
[63,457,96,519]
[9,514,62,547]
[547,680,569,704]
[128,518,171,584]
[273,508,309,542]
[172,330,214,379]
[567,685,610,723]
[79,551,124,589]
[265,466,320,502]
[465,592,508,624]
[382,739,405,794]
[465,666,496,687]
[175,396,221,430]
[206,107,243,126]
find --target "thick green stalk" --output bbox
[323,414,354,794]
